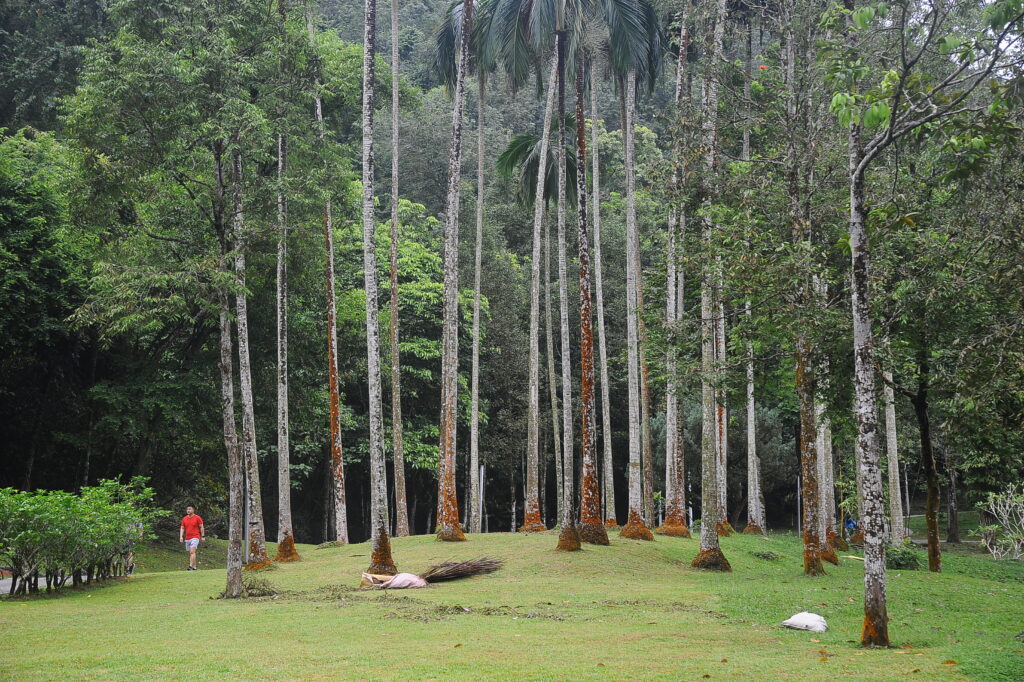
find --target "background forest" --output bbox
[2,0,1022,568]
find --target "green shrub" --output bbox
[886,542,922,570]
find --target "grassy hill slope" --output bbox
[3,532,1021,680]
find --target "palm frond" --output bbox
[418,557,503,582]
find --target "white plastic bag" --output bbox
[781,612,828,632]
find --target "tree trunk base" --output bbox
[273,535,301,563]
[368,535,398,575]
[742,524,764,535]
[436,524,466,542]
[556,524,582,551]
[803,548,827,576]
[691,547,732,571]
[579,521,610,545]
[861,615,890,648]
[518,521,548,533]
[850,530,865,545]
[243,559,273,572]
[654,520,692,538]
[716,521,735,537]
[828,530,848,551]
[604,518,619,530]
[821,543,840,566]
[619,510,654,541]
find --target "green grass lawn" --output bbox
[3,531,1022,680]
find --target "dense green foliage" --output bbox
[0,477,163,594]
[1,0,1022,551]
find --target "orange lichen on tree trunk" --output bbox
[716,521,734,537]
[273,534,300,562]
[691,547,732,571]
[619,509,654,541]
[820,542,840,565]
[244,538,273,571]
[654,520,691,538]
[520,496,546,533]
[850,530,865,544]
[367,531,397,575]
[742,523,764,535]
[604,518,619,530]
[802,530,827,576]
[828,530,848,550]
[861,614,890,648]
[556,524,582,551]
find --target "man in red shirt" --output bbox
[179,506,205,571]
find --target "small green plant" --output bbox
[886,542,922,570]
[316,540,346,550]
[975,485,1024,561]
[242,575,278,597]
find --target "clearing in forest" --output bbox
[2,532,1021,680]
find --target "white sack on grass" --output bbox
[781,612,828,632]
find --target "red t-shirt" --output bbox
[181,514,203,540]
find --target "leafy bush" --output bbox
[0,477,165,595]
[886,542,922,570]
[976,484,1024,560]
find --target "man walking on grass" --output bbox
[179,506,205,571]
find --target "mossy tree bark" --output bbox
[362,0,397,574]
[522,55,558,534]
[436,0,473,542]
[574,52,607,547]
[231,150,270,570]
[388,0,409,539]
[619,69,652,543]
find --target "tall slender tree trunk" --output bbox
[739,15,764,536]
[573,52,607,548]
[714,292,731,534]
[554,30,579,549]
[946,446,960,543]
[469,76,486,535]
[308,12,349,545]
[639,288,654,526]
[363,0,398,573]
[522,55,558,533]
[590,73,615,530]
[436,0,473,542]
[883,371,905,542]
[692,0,731,571]
[230,150,270,570]
[215,150,244,598]
[389,0,409,539]
[912,351,941,573]
[658,12,691,539]
[849,140,889,646]
[545,213,563,522]
[275,131,299,562]
[796,334,825,575]
[619,68,653,542]
[815,360,839,562]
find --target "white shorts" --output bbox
[185,538,200,551]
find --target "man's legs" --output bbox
[186,539,198,569]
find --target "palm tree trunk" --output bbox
[545,212,563,523]
[883,371,905,542]
[714,292,730,534]
[308,11,349,545]
[659,14,690,538]
[231,149,270,569]
[274,132,299,562]
[744,299,765,533]
[554,30,579,549]
[363,0,397,573]
[619,69,652,542]
[796,333,825,575]
[590,70,615,529]
[912,352,941,573]
[522,55,558,533]
[436,0,473,542]
[389,0,409,539]
[574,52,607,548]
[469,76,487,535]
[692,0,730,571]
